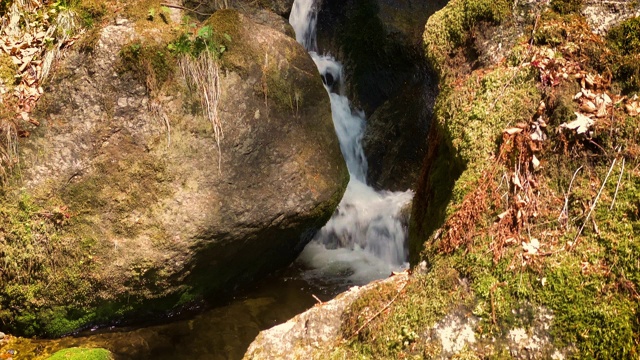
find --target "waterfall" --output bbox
[290,1,414,285]
[289,0,318,52]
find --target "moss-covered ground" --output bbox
[319,0,640,358]
[47,347,113,360]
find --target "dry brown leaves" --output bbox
[529,47,583,87]
[0,1,80,127]
[622,94,639,117]
[492,114,547,264]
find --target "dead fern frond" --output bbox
[438,170,499,254]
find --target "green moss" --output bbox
[47,347,113,360]
[62,150,170,238]
[608,17,640,55]
[0,0,11,16]
[533,20,568,46]
[406,1,640,358]
[73,0,107,28]
[541,260,637,358]
[204,9,241,48]
[264,63,304,113]
[123,0,166,21]
[0,140,177,336]
[203,9,248,74]
[550,0,583,15]
[0,192,100,337]
[330,263,468,358]
[118,41,176,93]
[438,65,539,178]
[0,52,17,87]
[411,0,536,267]
[603,17,640,93]
[423,0,512,74]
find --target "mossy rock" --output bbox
[607,16,640,93]
[1,8,347,337]
[550,0,583,15]
[47,348,113,360]
[423,0,512,75]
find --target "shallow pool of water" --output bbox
[10,263,345,360]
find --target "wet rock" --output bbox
[315,0,445,191]
[244,272,409,359]
[362,81,435,191]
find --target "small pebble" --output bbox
[0,332,4,339]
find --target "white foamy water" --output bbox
[290,0,414,286]
[289,0,318,52]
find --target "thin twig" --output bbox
[570,158,617,251]
[312,294,323,304]
[350,280,408,339]
[587,139,607,154]
[559,165,583,225]
[610,157,625,210]
[159,3,213,16]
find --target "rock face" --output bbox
[2,8,347,336]
[583,0,640,34]
[362,80,436,191]
[316,0,445,190]
[187,0,296,17]
[243,272,409,359]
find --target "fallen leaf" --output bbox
[596,101,608,118]
[580,100,596,113]
[585,73,595,87]
[560,112,594,134]
[18,55,33,72]
[522,238,540,255]
[530,123,546,141]
[512,172,523,189]
[582,88,596,100]
[503,127,523,135]
[532,155,540,169]
[626,102,639,117]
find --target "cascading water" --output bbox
[290,0,414,286]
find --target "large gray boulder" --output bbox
[1,8,347,336]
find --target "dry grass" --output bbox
[0,121,18,183]
[179,51,223,170]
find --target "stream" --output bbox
[15,0,413,358]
